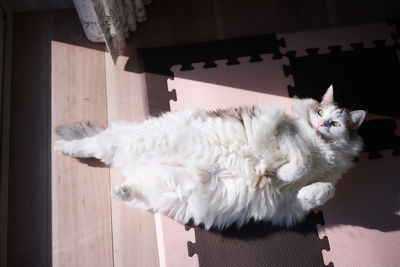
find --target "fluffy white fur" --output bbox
[54,86,366,229]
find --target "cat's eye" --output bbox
[332,121,341,127]
[318,109,323,117]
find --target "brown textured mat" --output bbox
[187,212,331,267]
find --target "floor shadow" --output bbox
[284,41,400,118]
[186,211,323,240]
[76,158,108,168]
[50,9,106,53]
[322,148,400,232]
[359,119,400,159]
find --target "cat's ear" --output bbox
[350,110,367,129]
[321,85,334,105]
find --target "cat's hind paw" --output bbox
[53,140,71,156]
[111,184,134,201]
[53,139,90,158]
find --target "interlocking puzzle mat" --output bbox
[140,21,400,267]
[186,212,328,267]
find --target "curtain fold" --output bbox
[73,0,151,63]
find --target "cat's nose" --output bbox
[317,122,325,133]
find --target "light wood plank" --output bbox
[51,41,114,267]
[105,54,160,267]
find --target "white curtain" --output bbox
[73,0,151,63]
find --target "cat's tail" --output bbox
[56,122,104,140]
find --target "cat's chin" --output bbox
[316,128,329,138]
[316,128,324,135]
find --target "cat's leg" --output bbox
[297,182,334,211]
[54,133,116,164]
[54,137,102,158]
[275,128,312,182]
[111,165,195,225]
[276,150,312,182]
[110,181,153,212]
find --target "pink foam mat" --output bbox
[168,55,294,112]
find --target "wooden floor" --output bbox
[6,1,400,266]
[51,11,160,267]
[51,41,159,267]
[8,9,159,267]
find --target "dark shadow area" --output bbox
[139,34,285,76]
[50,9,106,53]
[359,119,400,159]
[51,9,105,52]
[284,39,400,118]
[76,158,108,168]
[388,19,400,40]
[323,148,400,233]
[186,211,323,240]
[45,1,400,60]
[185,212,332,267]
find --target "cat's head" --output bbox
[293,85,366,151]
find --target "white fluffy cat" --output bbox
[54,86,366,229]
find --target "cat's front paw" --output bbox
[297,182,334,211]
[111,184,134,201]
